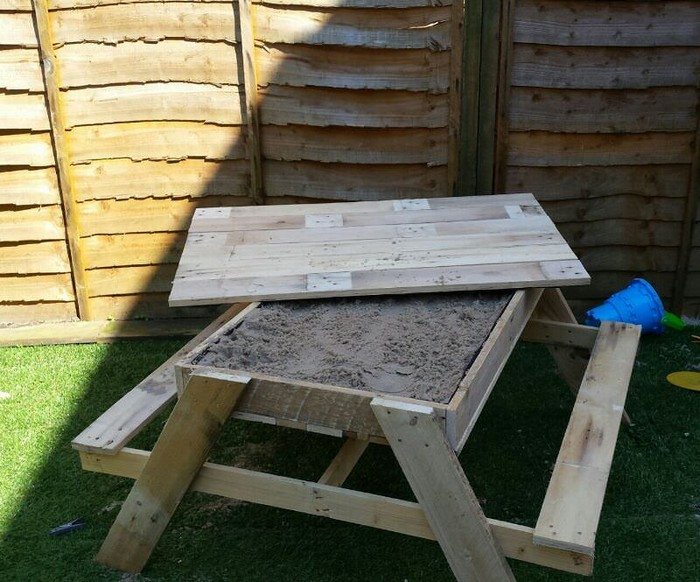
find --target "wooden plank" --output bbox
[4,0,33,9]
[0,167,61,205]
[51,2,240,44]
[558,220,681,248]
[254,5,451,49]
[264,161,448,200]
[507,132,694,166]
[85,265,177,296]
[505,165,690,200]
[522,319,597,350]
[81,446,592,575]
[62,83,244,128]
[68,122,246,163]
[0,92,50,131]
[88,293,223,321]
[254,0,452,6]
[238,0,264,205]
[0,48,44,91]
[0,240,71,274]
[96,372,249,572]
[259,85,448,128]
[493,0,515,192]
[33,0,92,319]
[71,304,247,452]
[0,204,66,242]
[0,13,37,47]
[446,0,463,194]
[0,273,75,302]
[576,246,678,272]
[0,132,55,167]
[372,399,515,582]
[512,45,700,89]
[256,44,449,92]
[0,301,77,324]
[71,159,250,201]
[543,195,686,223]
[261,126,448,164]
[534,321,640,555]
[447,288,542,451]
[566,272,675,301]
[82,232,186,268]
[514,0,700,47]
[318,438,369,486]
[53,0,235,6]
[56,40,240,88]
[509,87,698,133]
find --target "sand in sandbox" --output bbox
[191,291,513,404]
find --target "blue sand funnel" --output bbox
[585,278,665,334]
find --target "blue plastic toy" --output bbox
[584,278,681,334]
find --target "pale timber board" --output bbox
[534,321,641,555]
[0,93,50,131]
[253,0,452,6]
[0,48,44,91]
[0,132,55,167]
[0,13,37,47]
[0,167,60,205]
[170,195,588,305]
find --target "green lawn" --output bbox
[0,329,698,581]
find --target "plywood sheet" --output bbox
[170,193,589,305]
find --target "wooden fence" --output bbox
[0,0,698,334]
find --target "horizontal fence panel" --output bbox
[0,273,75,302]
[0,48,44,91]
[253,0,452,6]
[542,195,686,223]
[82,232,186,268]
[507,132,694,166]
[505,165,690,200]
[57,40,241,88]
[62,82,244,128]
[5,0,33,9]
[0,13,37,47]
[257,44,449,92]
[0,205,66,242]
[0,132,55,167]
[88,293,221,320]
[72,159,250,200]
[259,85,448,128]
[509,87,698,133]
[263,160,448,200]
[558,219,681,247]
[565,272,674,299]
[512,45,700,89]
[0,93,50,131]
[0,167,61,205]
[261,125,448,164]
[86,264,178,296]
[50,2,240,44]
[69,122,246,163]
[51,0,233,6]
[514,0,700,47]
[0,301,77,324]
[577,246,679,272]
[0,240,71,274]
[255,5,452,49]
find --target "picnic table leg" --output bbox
[372,398,515,582]
[96,372,250,573]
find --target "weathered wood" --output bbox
[558,219,681,248]
[0,204,65,242]
[514,0,700,47]
[62,83,244,128]
[88,293,222,321]
[0,92,50,131]
[373,399,515,582]
[493,0,515,193]
[82,232,186,268]
[543,195,685,223]
[318,438,369,486]
[522,319,597,349]
[96,372,249,572]
[575,246,678,272]
[0,167,60,205]
[512,45,700,89]
[56,40,240,88]
[85,265,177,296]
[509,87,698,133]
[534,321,640,555]
[0,132,54,167]
[0,13,37,46]
[254,0,453,5]
[0,301,77,324]
[0,273,75,302]
[0,240,70,275]
[0,48,44,91]
[446,0,464,194]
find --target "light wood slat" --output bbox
[0,132,55,167]
[85,264,177,296]
[0,240,71,274]
[576,247,678,273]
[514,0,700,47]
[318,438,369,486]
[0,205,66,242]
[255,5,451,49]
[259,85,448,128]
[89,293,221,321]
[52,0,231,6]
[0,167,61,205]
[0,48,44,91]
[50,2,240,44]
[253,0,453,7]
[69,122,246,163]
[82,232,186,268]
[0,93,50,131]
[512,45,700,89]
[509,87,698,133]
[71,159,250,201]
[4,0,33,9]
[0,13,37,47]
[534,321,640,555]
[506,165,690,200]
[256,44,449,92]
[0,301,77,324]
[62,83,244,128]
[261,126,448,164]
[0,273,75,302]
[508,132,694,166]
[264,160,448,200]
[56,40,240,88]
[522,319,598,350]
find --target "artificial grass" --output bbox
[0,329,698,581]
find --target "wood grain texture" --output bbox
[0,240,71,274]
[0,93,50,131]
[0,13,37,47]
[558,219,681,248]
[0,273,75,302]
[82,232,186,268]
[0,204,66,242]
[0,132,55,167]
[0,301,77,324]
[85,265,178,296]
[88,293,222,321]
[0,167,61,205]
[0,48,44,91]
[543,195,685,222]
